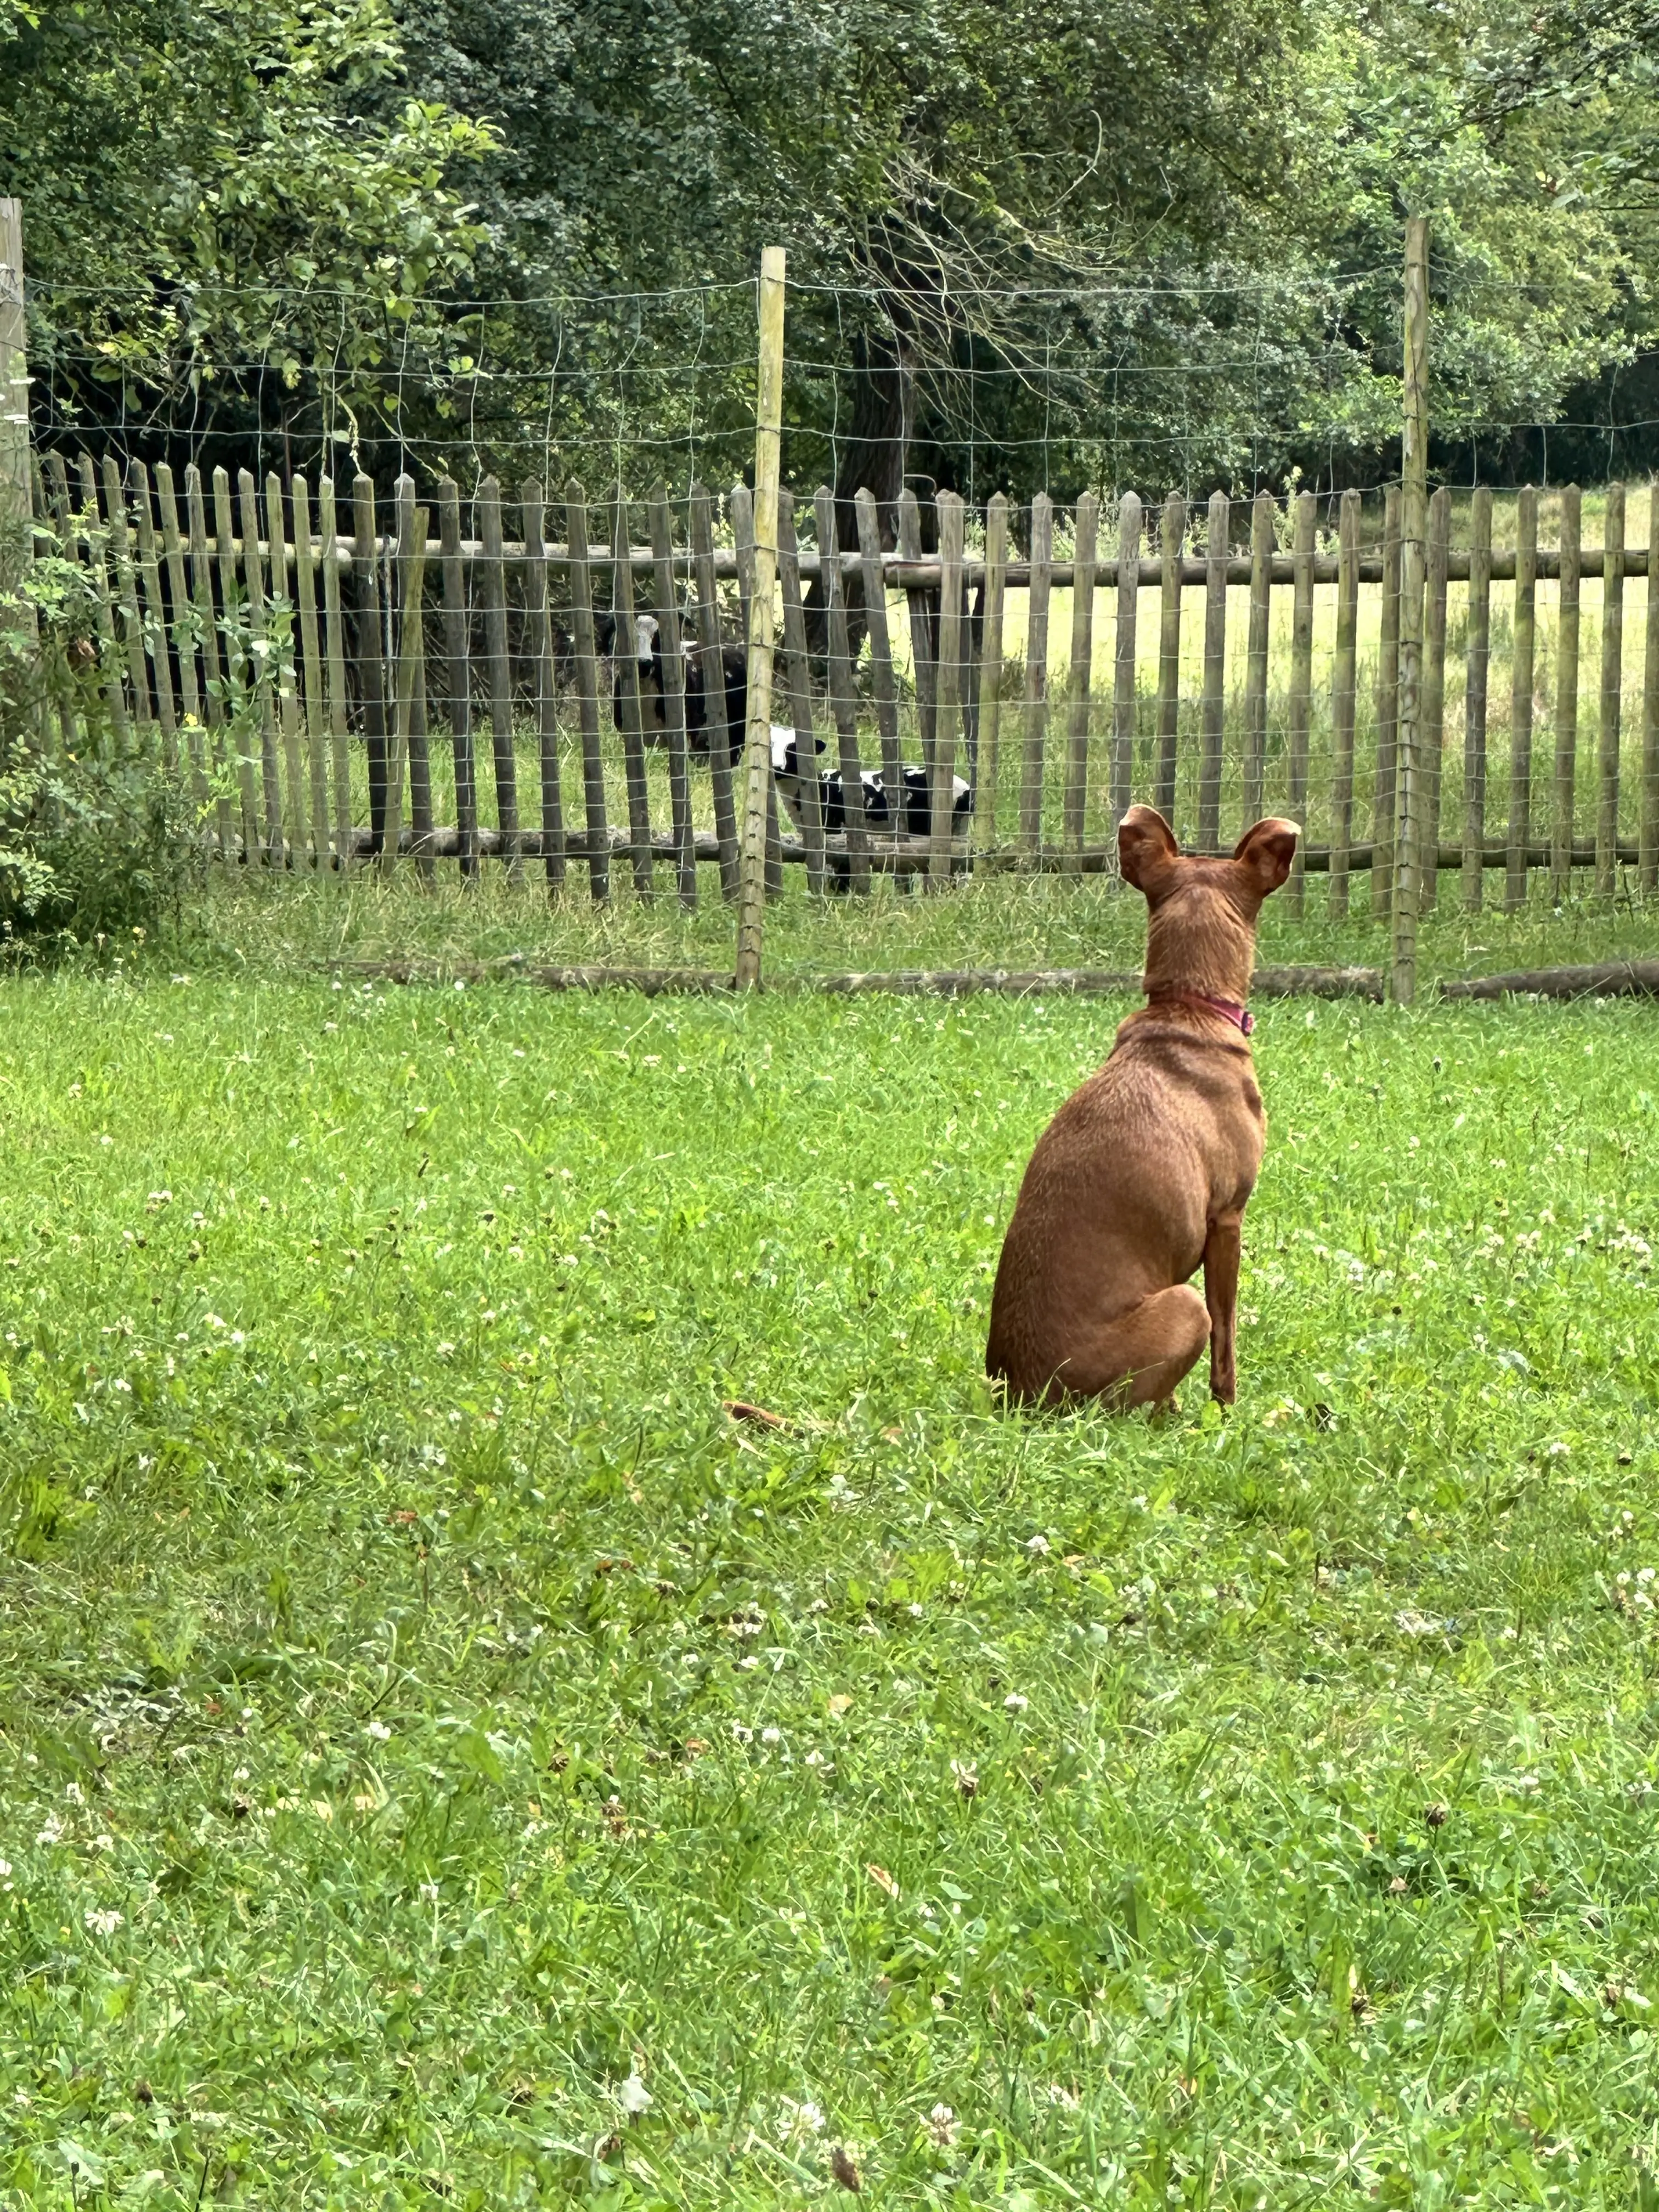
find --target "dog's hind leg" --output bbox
[1052,1284,1211,1409]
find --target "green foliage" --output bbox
[2,979,1659,2200]
[0,551,199,947]
[0,0,496,455]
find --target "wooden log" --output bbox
[563,480,610,902]
[352,475,389,859]
[1199,490,1228,851]
[237,468,284,857]
[855,486,905,817]
[1243,490,1272,827]
[1598,478,1625,895]
[730,477,784,900]
[1462,486,1492,913]
[1063,491,1098,871]
[265,469,307,864]
[521,478,568,895]
[610,490,654,900]
[1552,482,1582,898]
[1645,481,1659,894]
[1286,487,1316,910]
[319,476,352,871]
[185,465,235,858]
[291,473,331,864]
[1022,493,1055,856]
[128,461,178,769]
[437,478,478,879]
[101,454,154,740]
[1420,484,1451,911]
[815,484,870,895]
[777,488,826,893]
[393,475,435,881]
[932,489,965,886]
[690,483,739,896]
[1154,492,1184,825]
[154,462,207,800]
[383,508,428,876]
[975,491,1008,850]
[1329,488,1360,918]
[1440,959,1659,1002]
[1374,483,1401,917]
[476,476,522,881]
[647,481,695,907]
[1507,486,1538,909]
[898,486,937,774]
[1111,492,1141,839]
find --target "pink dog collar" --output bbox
[1152,990,1255,1036]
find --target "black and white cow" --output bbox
[607,614,748,758]
[770,731,972,840]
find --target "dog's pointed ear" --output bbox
[1233,816,1300,898]
[1118,805,1181,897]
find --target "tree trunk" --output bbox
[805,329,915,651]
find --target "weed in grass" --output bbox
[1,978,1659,2204]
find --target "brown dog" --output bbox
[986,805,1299,1409]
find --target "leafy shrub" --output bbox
[0,537,201,951]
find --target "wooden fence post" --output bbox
[0,199,27,603]
[736,244,785,990]
[1391,215,1429,1006]
[1199,491,1228,851]
[1644,478,1659,894]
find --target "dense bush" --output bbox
[0,543,201,952]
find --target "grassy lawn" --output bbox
[3,967,1659,2207]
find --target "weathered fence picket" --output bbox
[1199,490,1227,851]
[1599,481,1624,896]
[1329,488,1360,916]
[1508,486,1538,910]
[562,479,610,903]
[1462,486,1492,913]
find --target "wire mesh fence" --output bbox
[20,452,1659,965]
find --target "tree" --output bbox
[0,0,495,479]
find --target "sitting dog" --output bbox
[986,805,1299,1409]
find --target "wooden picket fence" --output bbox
[24,452,1659,914]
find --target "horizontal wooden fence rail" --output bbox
[48,527,1655,593]
[22,454,1659,924]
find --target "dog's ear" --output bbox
[1118,805,1180,898]
[1233,816,1301,898]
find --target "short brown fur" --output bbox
[986,805,1299,1409]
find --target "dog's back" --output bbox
[986,806,1297,1409]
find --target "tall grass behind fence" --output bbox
[22,451,1659,919]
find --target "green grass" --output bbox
[5,971,1659,2208]
[190,857,1659,986]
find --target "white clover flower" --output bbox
[35,1815,64,1846]
[1025,1534,1051,1556]
[1003,1694,1029,1713]
[927,2103,960,2147]
[617,2073,652,2116]
[760,1727,781,1745]
[366,1720,392,1742]
[83,1908,123,1937]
